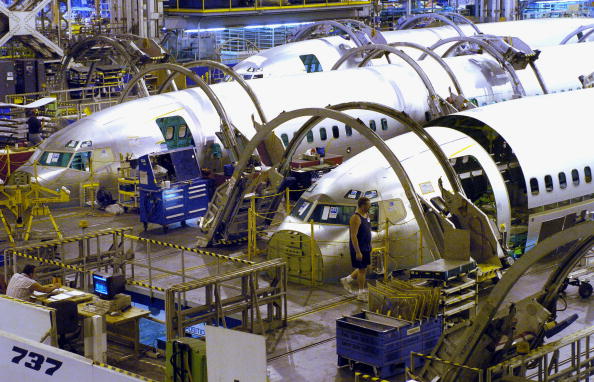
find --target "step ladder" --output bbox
[197,174,281,247]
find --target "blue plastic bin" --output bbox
[336,312,442,378]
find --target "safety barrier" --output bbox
[354,371,391,382]
[485,325,594,382]
[93,362,160,382]
[407,325,594,381]
[245,187,308,255]
[122,233,255,299]
[3,227,133,291]
[164,258,287,340]
[407,352,484,382]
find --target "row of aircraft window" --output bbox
[529,166,592,195]
[280,118,389,147]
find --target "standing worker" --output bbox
[341,196,372,301]
[26,109,42,145]
[6,264,58,301]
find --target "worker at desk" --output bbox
[6,264,58,301]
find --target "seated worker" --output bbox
[6,264,58,301]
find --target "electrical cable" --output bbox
[556,293,567,312]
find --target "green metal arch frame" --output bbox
[420,221,594,381]
[157,60,268,124]
[424,36,527,98]
[560,23,594,44]
[437,34,549,95]
[278,102,464,194]
[118,63,240,159]
[59,35,138,90]
[291,20,368,47]
[397,13,467,36]
[356,41,465,97]
[331,44,446,117]
[227,107,442,259]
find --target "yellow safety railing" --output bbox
[407,352,484,382]
[246,187,308,258]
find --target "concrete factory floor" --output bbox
[0,207,591,382]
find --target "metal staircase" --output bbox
[197,173,279,247]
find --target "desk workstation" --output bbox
[22,273,150,361]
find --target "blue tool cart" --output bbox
[138,147,213,233]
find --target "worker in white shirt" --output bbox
[6,264,58,301]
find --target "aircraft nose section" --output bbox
[9,167,69,187]
[267,229,323,285]
[10,166,87,197]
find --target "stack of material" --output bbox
[369,280,440,321]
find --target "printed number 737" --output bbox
[11,346,63,376]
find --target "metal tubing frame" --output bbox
[485,326,594,382]
[59,35,138,90]
[331,44,447,117]
[438,34,548,95]
[560,24,594,44]
[215,38,260,57]
[225,107,443,260]
[358,41,465,97]
[423,36,527,98]
[157,59,268,124]
[118,62,242,160]
[396,13,469,36]
[278,102,464,194]
[290,19,370,47]
[164,258,287,340]
[420,221,594,382]
[439,12,482,34]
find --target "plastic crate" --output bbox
[336,312,442,378]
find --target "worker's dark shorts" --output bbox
[350,248,371,269]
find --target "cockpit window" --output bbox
[299,54,322,73]
[309,203,379,228]
[80,141,92,148]
[65,140,79,148]
[291,198,313,220]
[70,151,92,171]
[344,189,361,200]
[310,204,355,225]
[39,152,73,167]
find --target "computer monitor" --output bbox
[92,273,126,300]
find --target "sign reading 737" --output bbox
[11,346,63,376]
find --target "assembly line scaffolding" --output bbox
[3,228,288,341]
[407,325,594,381]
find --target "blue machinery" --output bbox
[138,147,213,232]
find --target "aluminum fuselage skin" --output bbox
[16,41,594,201]
[234,18,594,77]
[271,89,594,282]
